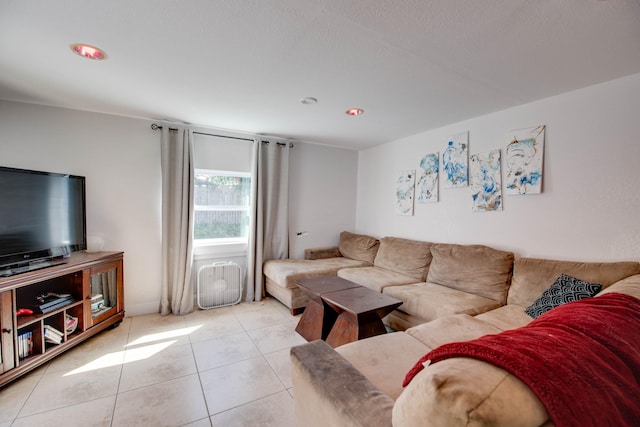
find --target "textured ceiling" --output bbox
[1,0,639,149]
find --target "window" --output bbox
[194,169,251,244]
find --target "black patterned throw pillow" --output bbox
[525,274,602,318]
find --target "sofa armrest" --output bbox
[290,340,394,427]
[305,246,341,260]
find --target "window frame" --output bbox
[193,169,252,248]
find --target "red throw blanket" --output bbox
[403,293,640,427]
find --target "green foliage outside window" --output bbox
[194,171,251,240]
[194,222,242,239]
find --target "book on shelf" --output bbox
[66,314,78,334]
[45,336,62,345]
[44,324,63,336]
[44,325,63,345]
[18,331,33,359]
[32,293,75,314]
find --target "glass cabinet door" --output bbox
[88,261,122,326]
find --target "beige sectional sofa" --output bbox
[290,256,640,426]
[266,231,639,424]
[264,231,514,326]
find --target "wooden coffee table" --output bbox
[294,276,361,342]
[322,286,402,348]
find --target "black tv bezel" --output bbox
[0,166,87,272]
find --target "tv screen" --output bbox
[0,166,86,271]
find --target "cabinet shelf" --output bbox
[16,300,83,329]
[17,353,37,364]
[0,251,124,387]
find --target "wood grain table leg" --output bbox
[295,299,324,341]
[295,298,338,341]
[325,311,388,348]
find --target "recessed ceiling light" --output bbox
[70,44,107,60]
[345,108,364,116]
[300,97,318,105]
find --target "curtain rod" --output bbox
[151,123,254,142]
[150,123,293,147]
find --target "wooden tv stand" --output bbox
[0,251,124,387]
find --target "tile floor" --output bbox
[0,298,305,427]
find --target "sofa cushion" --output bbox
[263,257,370,289]
[474,304,533,331]
[426,243,514,303]
[524,274,601,318]
[383,282,503,324]
[337,267,421,293]
[373,237,433,281]
[383,310,425,332]
[337,231,380,263]
[507,258,640,307]
[305,246,341,260]
[406,314,502,349]
[393,358,549,427]
[335,332,430,401]
[402,293,640,427]
[265,277,310,312]
[598,274,640,299]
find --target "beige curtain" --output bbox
[160,126,195,315]
[246,140,291,302]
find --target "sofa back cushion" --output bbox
[597,274,640,299]
[426,244,514,303]
[508,257,640,307]
[373,237,433,281]
[338,231,380,264]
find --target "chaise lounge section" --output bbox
[290,257,640,426]
[263,231,380,314]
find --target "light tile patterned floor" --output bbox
[0,298,304,426]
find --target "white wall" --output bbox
[288,142,359,259]
[0,100,360,314]
[193,132,253,171]
[356,73,640,262]
[0,101,162,315]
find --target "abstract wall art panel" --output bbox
[396,169,416,215]
[442,131,468,189]
[470,149,502,212]
[505,125,545,195]
[417,152,439,203]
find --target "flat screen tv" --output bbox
[0,166,86,276]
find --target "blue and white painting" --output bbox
[396,170,416,215]
[417,152,439,203]
[505,125,545,195]
[442,131,468,188]
[470,149,502,212]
